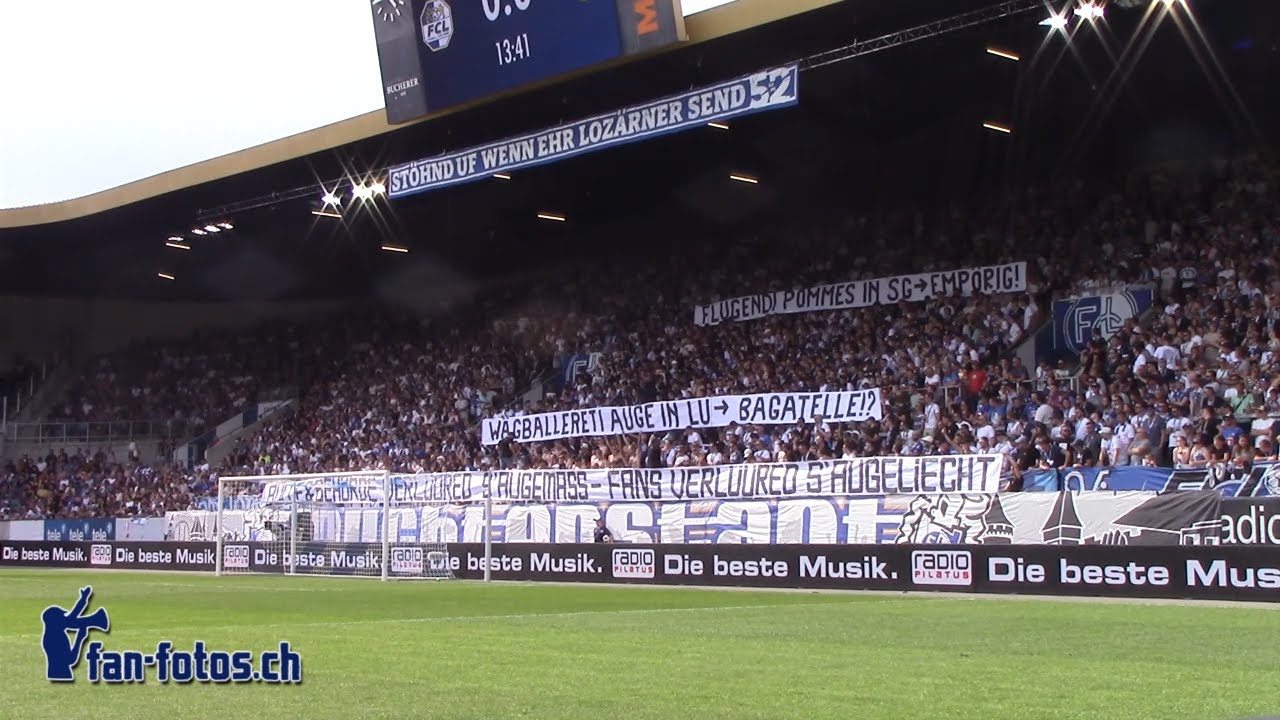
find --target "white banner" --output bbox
[693,262,1028,326]
[232,454,1002,508]
[481,389,883,446]
[165,507,287,542]
[184,491,1220,546]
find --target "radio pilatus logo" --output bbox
[41,586,303,685]
[421,0,454,52]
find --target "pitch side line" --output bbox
[0,600,891,642]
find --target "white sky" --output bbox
[0,0,735,210]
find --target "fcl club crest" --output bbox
[1060,292,1142,355]
[421,0,454,52]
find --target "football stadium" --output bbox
[2,0,1280,718]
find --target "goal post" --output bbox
[213,470,493,581]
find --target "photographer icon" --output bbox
[41,586,110,682]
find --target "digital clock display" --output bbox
[372,0,685,124]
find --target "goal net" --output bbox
[214,471,492,581]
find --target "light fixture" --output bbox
[204,225,221,233]
[165,241,191,250]
[167,236,184,243]
[217,222,233,230]
[370,181,386,195]
[157,272,175,281]
[311,209,342,219]
[1075,1,1104,19]
[536,212,566,222]
[986,47,1021,61]
[729,173,759,184]
[983,121,1013,134]
[707,121,730,130]
[191,228,207,236]
[322,190,341,206]
[352,182,373,201]
[1040,12,1069,29]
[380,244,409,253]
[493,173,512,180]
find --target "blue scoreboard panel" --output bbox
[371,0,686,124]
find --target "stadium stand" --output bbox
[51,327,280,432]
[0,361,44,417]
[2,153,1277,520]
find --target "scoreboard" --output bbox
[371,0,686,124]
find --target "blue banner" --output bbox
[387,64,800,198]
[1052,287,1153,356]
[559,352,602,391]
[42,518,114,542]
[1023,462,1280,497]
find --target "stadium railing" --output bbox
[939,376,1079,407]
[1,419,194,445]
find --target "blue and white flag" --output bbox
[1053,287,1153,355]
[387,64,799,198]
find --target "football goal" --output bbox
[213,470,493,581]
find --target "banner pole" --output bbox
[214,478,225,577]
[289,495,298,576]
[381,471,391,582]
[483,488,493,583]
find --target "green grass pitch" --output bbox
[1,570,1278,720]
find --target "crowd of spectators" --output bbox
[0,448,209,520]
[2,155,1279,518]
[216,308,542,476]
[52,320,317,435]
[449,155,1280,481]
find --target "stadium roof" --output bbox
[0,0,1274,303]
